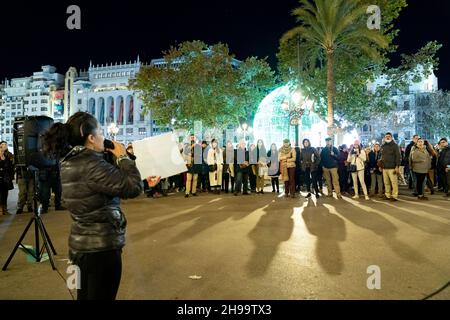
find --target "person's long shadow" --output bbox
[129,195,261,244]
[302,199,346,275]
[372,200,450,235]
[167,198,258,244]
[386,198,450,222]
[245,199,295,278]
[329,200,430,264]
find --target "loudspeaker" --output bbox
[13,116,56,168]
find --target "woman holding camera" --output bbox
[43,112,142,300]
[347,143,369,200]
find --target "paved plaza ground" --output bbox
[0,186,449,300]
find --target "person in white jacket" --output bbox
[347,143,370,200]
[207,139,223,194]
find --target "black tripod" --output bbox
[2,166,57,271]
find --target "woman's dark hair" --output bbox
[43,112,99,158]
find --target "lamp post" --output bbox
[281,90,313,147]
[108,122,119,141]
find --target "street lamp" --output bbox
[282,89,313,146]
[108,122,119,141]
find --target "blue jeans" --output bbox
[234,171,249,194]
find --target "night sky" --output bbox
[0,0,449,89]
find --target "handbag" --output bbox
[349,164,357,173]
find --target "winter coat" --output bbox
[60,146,142,259]
[380,141,401,169]
[410,147,431,174]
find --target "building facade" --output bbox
[358,67,441,146]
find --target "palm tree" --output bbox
[281,0,388,137]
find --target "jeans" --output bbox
[410,171,417,194]
[234,171,249,194]
[39,170,62,210]
[338,167,349,193]
[74,249,122,300]
[370,173,384,195]
[415,172,427,197]
[271,177,279,192]
[304,167,320,194]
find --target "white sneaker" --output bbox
[352,195,359,199]
[365,196,370,200]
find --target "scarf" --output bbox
[279,145,292,181]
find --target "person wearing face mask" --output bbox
[410,138,432,200]
[380,132,401,202]
[207,139,223,194]
[42,112,142,300]
[279,139,296,198]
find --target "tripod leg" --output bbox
[39,218,57,255]
[2,217,36,271]
[35,215,40,262]
[36,218,56,270]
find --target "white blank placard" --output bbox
[132,133,187,179]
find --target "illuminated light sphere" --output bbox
[253,85,329,148]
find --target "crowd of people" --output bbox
[142,133,450,202]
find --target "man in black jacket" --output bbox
[380,132,401,201]
[320,137,342,199]
[437,138,450,196]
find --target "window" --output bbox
[118,129,123,136]
[138,128,146,135]
[41,99,47,104]
[107,73,111,77]
[41,107,48,112]
[6,128,9,134]
[140,113,145,122]
[6,121,9,125]
[32,107,37,112]
[11,112,15,116]
[32,100,37,104]
[78,99,82,104]
[126,128,133,135]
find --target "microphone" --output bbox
[104,139,114,150]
